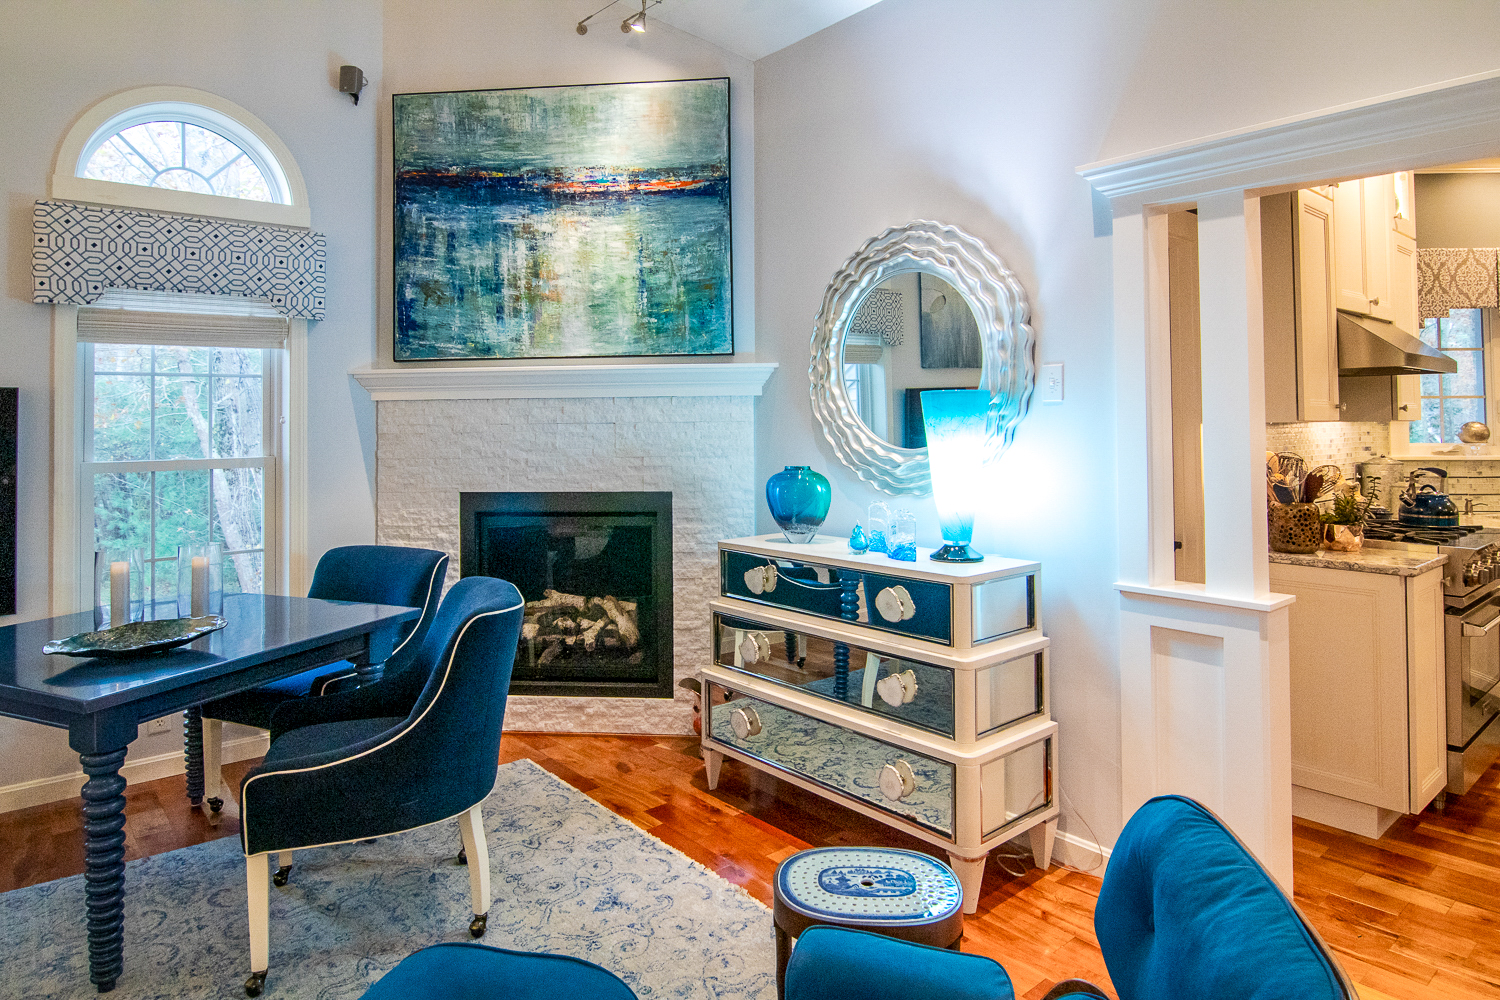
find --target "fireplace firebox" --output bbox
[460,491,673,698]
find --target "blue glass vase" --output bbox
[766,466,832,544]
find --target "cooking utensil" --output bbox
[1306,465,1344,502]
[1272,452,1307,499]
[1271,483,1298,505]
[1301,471,1324,504]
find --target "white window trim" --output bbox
[52,86,310,228]
[1389,307,1500,459]
[49,87,312,612]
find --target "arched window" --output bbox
[81,115,277,202]
[52,86,309,228]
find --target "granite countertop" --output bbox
[1268,548,1448,577]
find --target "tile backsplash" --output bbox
[1265,421,1391,480]
[1266,421,1500,524]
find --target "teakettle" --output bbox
[1397,466,1459,527]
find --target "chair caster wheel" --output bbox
[208,797,223,813]
[469,913,487,937]
[457,847,467,865]
[244,970,267,997]
[272,865,292,887]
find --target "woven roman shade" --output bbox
[76,289,288,349]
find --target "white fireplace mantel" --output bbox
[350,362,778,400]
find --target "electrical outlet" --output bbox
[144,715,174,737]
[1040,363,1064,404]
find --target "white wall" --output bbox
[374,0,756,365]
[754,0,1500,852]
[755,0,1143,850]
[0,0,382,792]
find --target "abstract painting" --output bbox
[919,273,981,369]
[393,78,732,360]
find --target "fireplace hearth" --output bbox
[460,491,673,699]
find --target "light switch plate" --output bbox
[1040,363,1063,403]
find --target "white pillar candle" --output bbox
[191,556,208,617]
[110,561,129,627]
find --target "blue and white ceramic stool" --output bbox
[772,847,965,1000]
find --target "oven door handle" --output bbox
[1461,599,1500,636]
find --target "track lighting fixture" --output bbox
[575,0,658,36]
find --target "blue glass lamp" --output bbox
[921,389,990,563]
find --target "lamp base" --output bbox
[930,543,983,563]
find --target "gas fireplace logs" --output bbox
[521,589,642,666]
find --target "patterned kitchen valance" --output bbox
[31,199,325,320]
[1417,246,1499,320]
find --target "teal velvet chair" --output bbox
[785,795,1357,1000]
[239,576,524,997]
[359,942,636,1000]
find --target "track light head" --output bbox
[622,11,645,32]
[577,20,589,34]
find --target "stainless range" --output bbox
[1365,523,1500,793]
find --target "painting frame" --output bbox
[392,77,734,362]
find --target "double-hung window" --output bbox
[77,292,287,606]
[1410,308,1490,445]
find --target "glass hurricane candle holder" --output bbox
[176,543,224,618]
[95,548,146,628]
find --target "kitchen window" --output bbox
[1410,308,1493,446]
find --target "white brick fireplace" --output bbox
[352,363,776,734]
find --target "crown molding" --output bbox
[350,362,778,400]
[1080,69,1500,207]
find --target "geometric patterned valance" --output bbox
[31,199,326,320]
[1417,246,1499,320]
[850,287,905,347]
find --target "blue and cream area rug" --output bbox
[0,760,775,999]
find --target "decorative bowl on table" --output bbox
[43,616,228,658]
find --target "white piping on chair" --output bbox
[239,595,523,853]
[384,555,449,664]
[206,554,450,717]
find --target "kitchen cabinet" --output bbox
[1265,173,1421,423]
[1263,188,1339,422]
[1271,560,1446,839]
[1333,174,1396,322]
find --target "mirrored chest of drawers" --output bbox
[700,534,1059,913]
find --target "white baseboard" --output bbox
[0,733,270,814]
[1049,828,1112,877]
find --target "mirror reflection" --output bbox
[840,270,982,448]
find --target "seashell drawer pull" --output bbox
[874,585,917,623]
[730,705,762,740]
[879,759,917,801]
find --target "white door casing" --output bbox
[1080,68,1500,888]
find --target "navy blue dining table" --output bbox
[0,592,420,993]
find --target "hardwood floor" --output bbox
[3,734,1499,1000]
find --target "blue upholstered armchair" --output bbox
[190,545,448,820]
[238,575,524,997]
[785,795,1357,1000]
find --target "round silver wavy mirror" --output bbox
[810,221,1035,495]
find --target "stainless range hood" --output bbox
[1337,311,1457,376]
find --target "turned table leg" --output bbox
[80,747,129,992]
[183,707,204,806]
